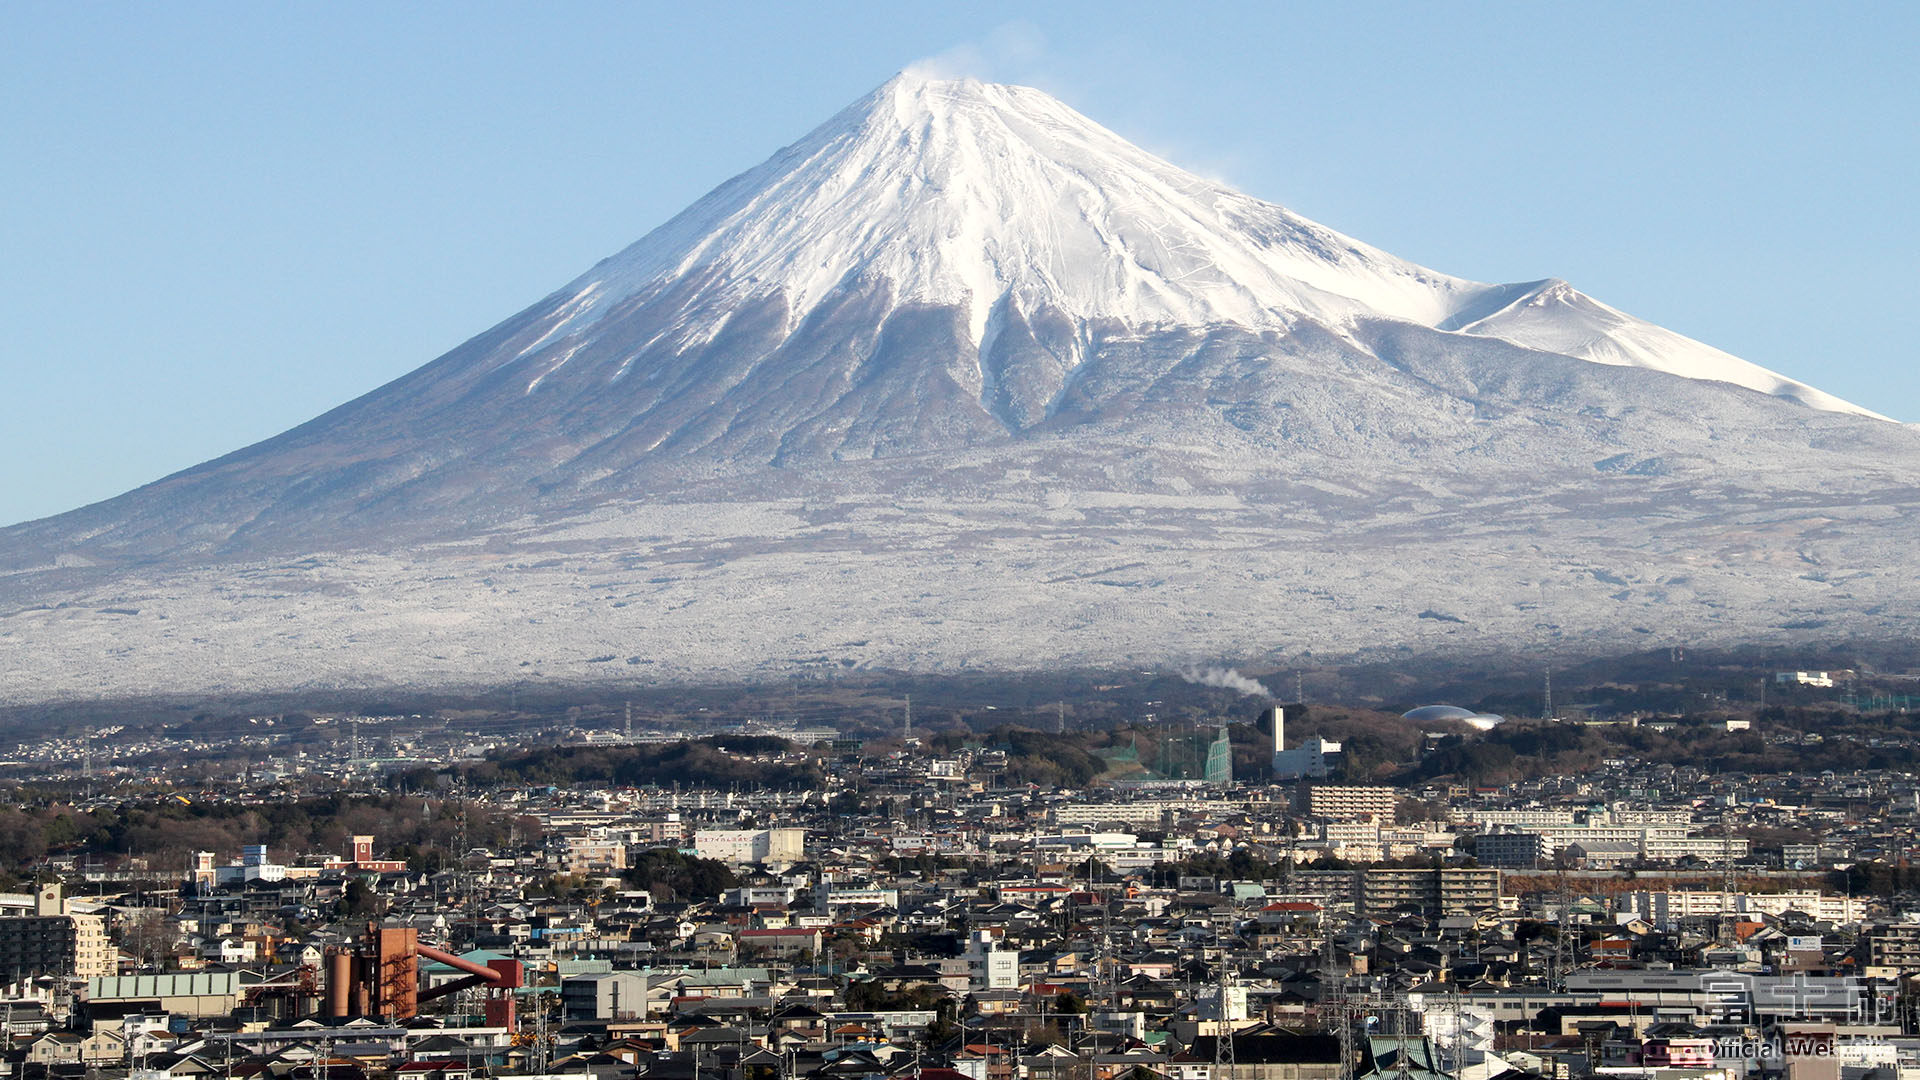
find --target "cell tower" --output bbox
[1542,666,1553,720]
[624,701,632,742]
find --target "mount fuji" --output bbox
[3,74,1916,704]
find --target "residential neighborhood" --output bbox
[3,698,1920,1080]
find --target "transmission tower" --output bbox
[1720,821,1739,944]
[1215,955,1235,1080]
[1335,994,1355,1080]
[1425,988,1462,1080]
[1553,870,1574,989]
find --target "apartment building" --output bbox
[1360,867,1501,916]
[0,885,112,985]
[693,827,806,865]
[1306,786,1399,822]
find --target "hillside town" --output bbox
[4,701,1920,1080]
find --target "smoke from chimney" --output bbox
[1181,665,1271,698]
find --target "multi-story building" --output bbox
[1457,808,1578,828]
[1277,869,1361,907]
[963,930,1019,990]
[1360,868,1501,915]
[1474,830,1550,869]
[1866,923,1920,968]
[631,816,687,845]
[1469,825,1747,867]
[693,827,806,865]
[1306,786,1399,822]
[1053,801,1226,828]
[560,834,629,874]
[560,971,649,1022]
[1621,890,1863,926]
[0,884,112,985]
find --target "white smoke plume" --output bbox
[1181,666,1270,698]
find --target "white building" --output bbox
[1269,707,1341,780]
[189,845,290,888]
[1617,890,1864,926]
[692,828,805,865]
[963,930,1018,990]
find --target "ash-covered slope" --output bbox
[0,74,1913,703]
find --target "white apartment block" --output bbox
[693,827,806,865]
[1618,890,1863,925]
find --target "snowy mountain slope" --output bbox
[0,73,1912,704]
[1444,278,1884,419]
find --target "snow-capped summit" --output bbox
[547,73,1481,344]
[522,72,1876,418]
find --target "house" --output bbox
[394,1063,478,1080]
[562,971,650,1022]
[738,927,823,958]
[28,1028,125,1067]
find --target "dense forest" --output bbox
[0,793,529,889]
[620,848,739,902]
[1413,709,1920,785]
[441,736,823,791]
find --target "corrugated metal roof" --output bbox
[88,972,241,999]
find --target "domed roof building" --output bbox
[1402,704,1505,731]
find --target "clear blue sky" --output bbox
[3,3,1915,528]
